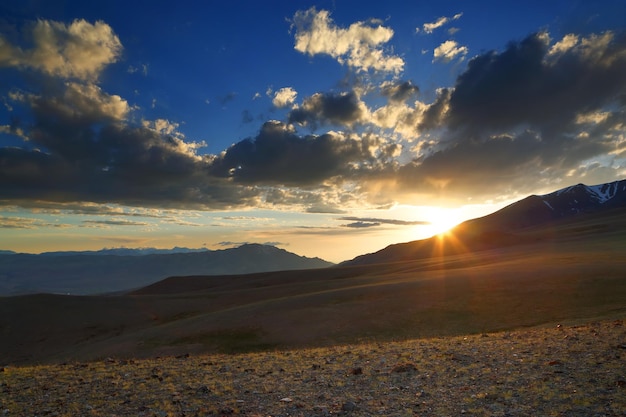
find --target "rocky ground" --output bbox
[2,319,626,416]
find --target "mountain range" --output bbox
[0,243,332,296]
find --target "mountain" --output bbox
[0,244,333,296]
[36,247,209,256]
[344,179,626,266]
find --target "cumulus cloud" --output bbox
[272,87,298,108]
[0,19,122,80]
[288,91,367,128]
[391,30,626,201]
[380,80,420,103]
[433,40,468,62]
[0,65,260,209]
[209,120,391,186]
[446,31,626,134]
[291,7,404,74]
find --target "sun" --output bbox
[425,207,463,237]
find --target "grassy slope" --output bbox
[1,209,625,365]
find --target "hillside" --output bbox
[344,179,626,266]
[0,244,332,296]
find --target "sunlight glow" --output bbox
[424,207,464,237]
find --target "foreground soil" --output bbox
[2,319,625,416]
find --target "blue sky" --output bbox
[1,1,625,262]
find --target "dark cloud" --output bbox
[339,216,430,226]
[306,204,346,214]
[343,221,380,228]
[216,241,284,247]
[0,83,262,209]
[394,31,626,201]
[82,219,149,226]
[209,120,379,186]
[219,92,238,106]
[380,80,419,103]
[418,88,451,131]
[288,91,365,128]
[446,31,626,135]
[241,109,254,124]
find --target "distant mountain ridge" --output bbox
[0,244,333,296]
[344,179,626,266]
[35,247,209,257]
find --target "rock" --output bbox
[280,397,293,402]
[391,363,417,373]
[342,401,357,412]
[349,367,363,375]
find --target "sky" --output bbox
[1,1,625,262]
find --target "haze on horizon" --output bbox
[1,1,625,262]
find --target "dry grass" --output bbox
[2,319,625,416]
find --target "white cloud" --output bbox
[0,19,122,80]
[433,40,468,62]
[292,8,404,74]
[419,13,463,34]
[272,87,298,108]
[422,16,448,34]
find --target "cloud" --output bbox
[219,92,238,106]
[0,19,122,80]
[389,31,626,201]
[446,31,626,134]
[82,219,150,227]
[288,91,367,128]
[380,80,420,103]
[209,120,387,186]
[342,221,380,228]
[272,87,298,108]
[433,40,468,63]
[291,7,404,74]
[339,216,430,226]
[419,13,463,34]
[0,216,71,229]
[9,81,131,125]
[127,63,148,76]
[0,76,262,209]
